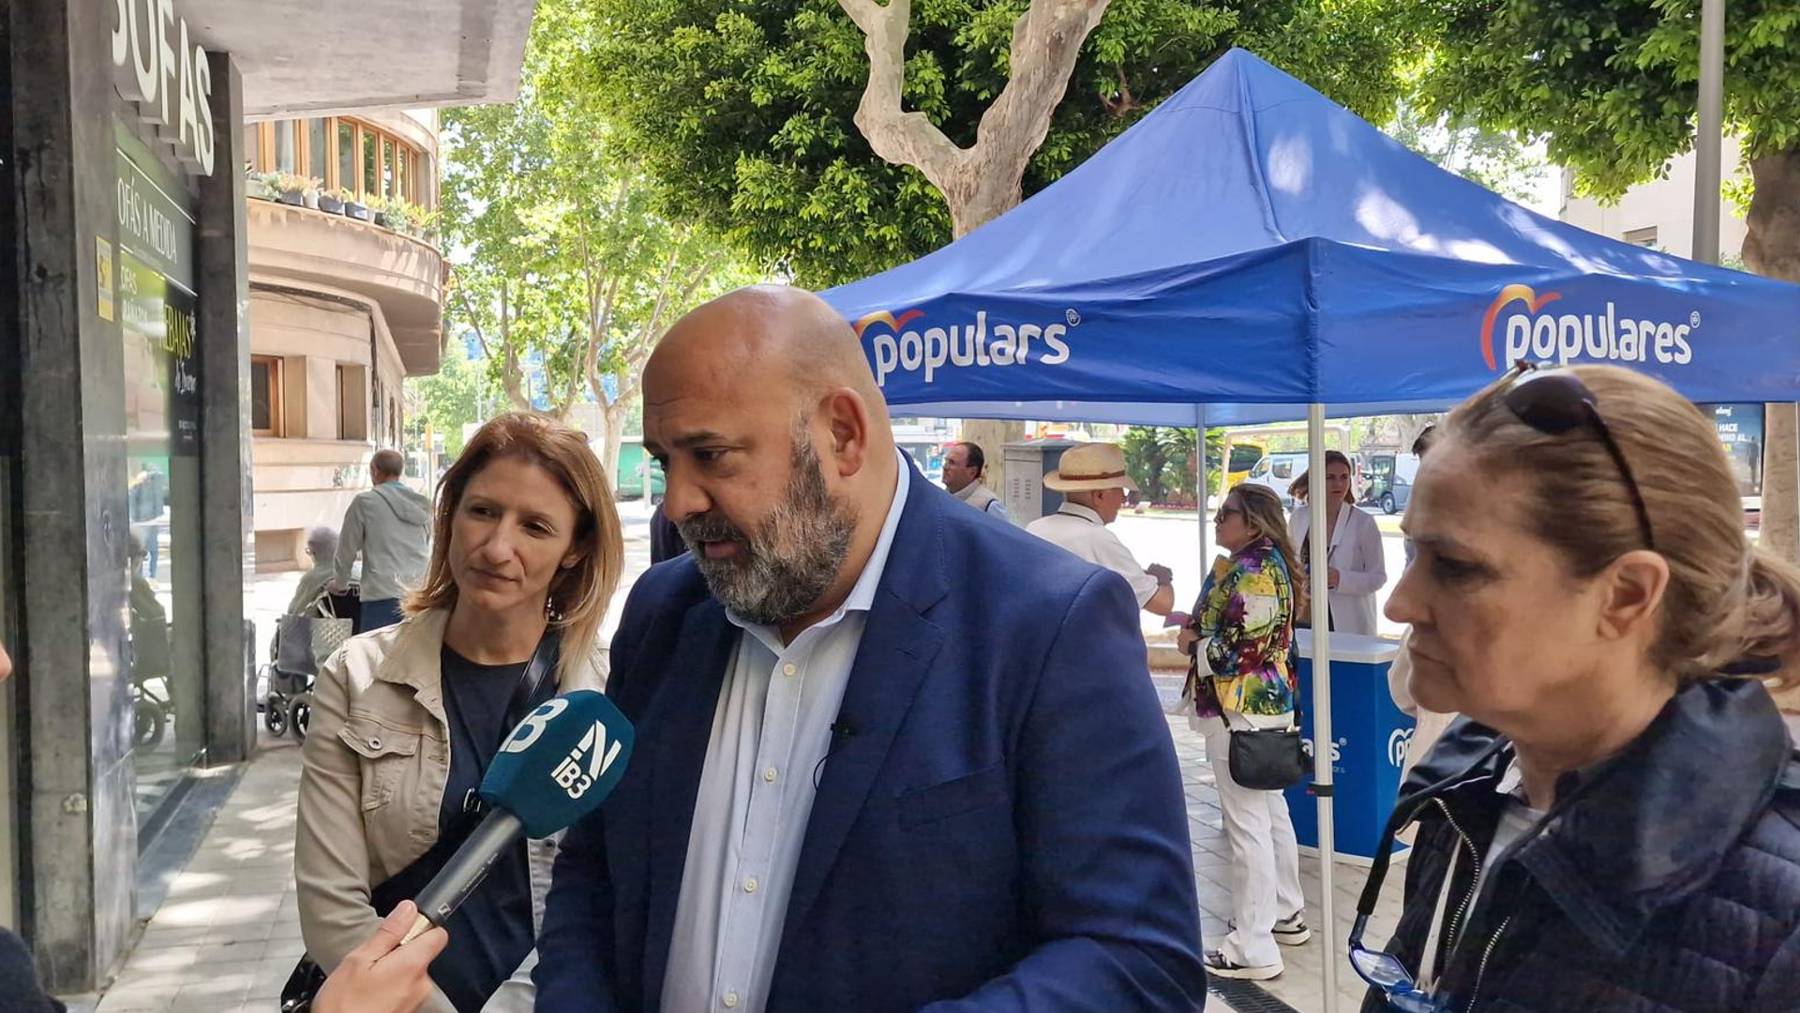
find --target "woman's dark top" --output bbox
[431,645,551,1012]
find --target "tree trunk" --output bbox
[1741,150,1800,714]
[588,398,626,496]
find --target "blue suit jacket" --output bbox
[535,468,1206,1011]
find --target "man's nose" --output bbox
[661,463,711,525]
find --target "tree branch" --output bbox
[838,0,1113,234]
[837,0,965,192]
[453,281,498,362]
[976,0,1112,173]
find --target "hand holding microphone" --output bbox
[401,689,636,944]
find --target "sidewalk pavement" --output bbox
[94,739,305,1013]
[89,683,1399,1013]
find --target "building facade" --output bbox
[1559,137,1749,261]
[0,0,531,991]
[242,111,444,569]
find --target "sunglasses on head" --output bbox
[1502,362,1655,551]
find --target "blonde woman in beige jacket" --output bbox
[296,414,624,1013]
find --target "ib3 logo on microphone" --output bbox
[551,721,626,800]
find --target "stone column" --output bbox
[197,54,254,763]
[10,0,137,989]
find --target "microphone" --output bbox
[401,689,635,943]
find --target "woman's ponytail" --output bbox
[1729,549,1800,693]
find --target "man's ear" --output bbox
[819,388,872,477]
[1595,549,1670,645]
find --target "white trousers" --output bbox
[1198,713,1305,967]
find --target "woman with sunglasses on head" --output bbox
[1177,484,1310,981]
[296,413,624,1013]
[1288,450,1387,634]
[1351,363,1800,1012]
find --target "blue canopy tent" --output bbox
[821,48,1800,1008]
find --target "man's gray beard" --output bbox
[680,434,858,627]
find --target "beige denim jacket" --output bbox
[295,608,607,1013]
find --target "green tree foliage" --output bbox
[1123,426,1220,505]
[576,0,1433,285]
[406,339,500,459]
[1383,100,1545,204]
[442,0,759,479]
[1420,0,1799,232]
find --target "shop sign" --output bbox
[110,0,215,176]
[116,149,194,289]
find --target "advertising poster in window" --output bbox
[1697,403,1764,498]
[116,143,200,456]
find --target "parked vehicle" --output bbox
[1360,452,1421,514]
[1241,451,1309,506]
[1224,442,1264,488]
[615,439,666,502]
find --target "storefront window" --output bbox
[116,140,205,835]
[1,352,17,930]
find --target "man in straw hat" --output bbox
[1027,442,1176,619]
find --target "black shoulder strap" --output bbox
[504,629,561,733]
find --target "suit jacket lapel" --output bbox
[779,471,949,948]
[641,597,736,1008]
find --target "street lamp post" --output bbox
[1693,0,1724,265]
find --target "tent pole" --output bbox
[1308,404,1340,1013]
[1196,405,1211,571]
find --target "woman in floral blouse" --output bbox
[1178,483,1309,981]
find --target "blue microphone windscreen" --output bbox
[480,690,635,839]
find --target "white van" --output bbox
[1241,451,1310,506]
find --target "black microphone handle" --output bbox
[406,808,525,939]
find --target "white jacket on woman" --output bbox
[1287,501,1386,635]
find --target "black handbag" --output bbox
[280,633,562,1011]
[1226,723,1308,791]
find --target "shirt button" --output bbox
[723,993,740,1009]
[743,876,758,893]
[782,663,797,677]
[763,767,778,783]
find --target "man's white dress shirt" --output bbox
[1026,502,1159,606]
[660,451,909,1013]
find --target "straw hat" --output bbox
[1043,443,1138,493]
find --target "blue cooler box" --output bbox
[1282,631,1409,862]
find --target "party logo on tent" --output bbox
[854,308,1075,387]
[1480,284,1695,371]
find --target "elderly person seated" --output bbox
[288,526,340,616]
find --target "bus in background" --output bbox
[1225,442,1264,487]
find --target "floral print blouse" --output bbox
[1185,536,1298,719]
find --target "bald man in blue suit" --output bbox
[536,287,1205,1012]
